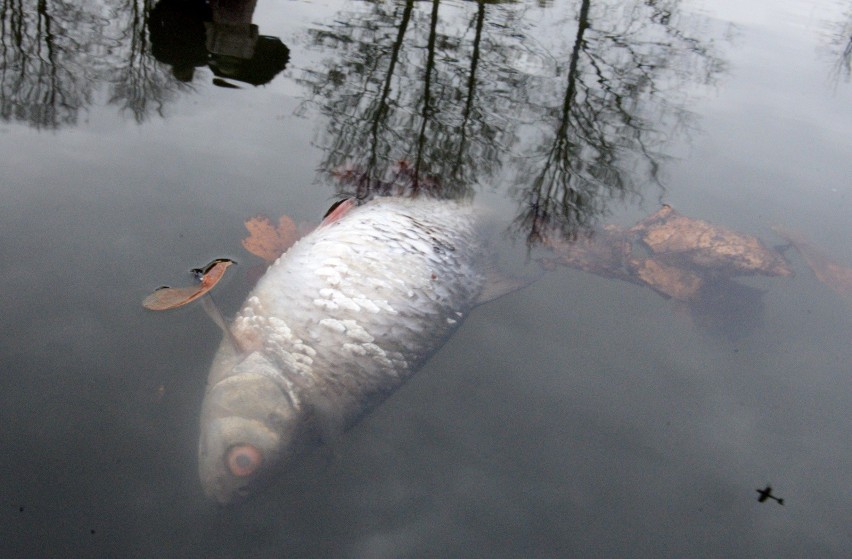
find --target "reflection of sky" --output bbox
[668,0,851,252]
[0,0,850,557]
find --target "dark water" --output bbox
[1,0,850,557]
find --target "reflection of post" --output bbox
[206,0,289,87]
[211,0,259,24]
[148,0,289,88]
[206,0,260,60]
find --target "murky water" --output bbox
[1,0,849,557]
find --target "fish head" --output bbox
[198,349,304,504]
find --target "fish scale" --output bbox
[198,196,487,503]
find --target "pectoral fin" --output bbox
[143,258,245,350]
[476,265,542,306]
[142,259,235,310]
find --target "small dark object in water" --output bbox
[756,485,784,505]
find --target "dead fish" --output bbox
[198,196,504,504]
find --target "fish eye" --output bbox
[226,444,262,477]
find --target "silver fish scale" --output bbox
[221,196,486,427]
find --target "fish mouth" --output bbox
[204,473,258,506]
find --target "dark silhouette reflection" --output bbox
[147,0,289,88]
[756,485,784,505]
[110,0,194,123]
[297,0,725,245]
[148,0,212,82]
[0,0,288,129]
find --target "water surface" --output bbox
[1,0,850,557]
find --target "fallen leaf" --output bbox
[632,258,706,300]
[630,205,792,277]
[242,214,302,263]
[142,259,234,311]
[544,206,792,304]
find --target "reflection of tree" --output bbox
[0,0,192,128]
[108,0,190,123]
[1,0,288,128]
[510,0,723,245]
[297,1,522,200]
[0,1,106,129]
[297,0,726,244]
[820,1,852,87]
[108,0,187,123]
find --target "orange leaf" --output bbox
[277,214,298,245]
[242,214,303,263]
[143,259,234,311]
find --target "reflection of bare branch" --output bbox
[0,1,104,129]
[510,0,724,247]
[107,0,190,123]
[412,0,440,187]
[295,0,726,242]
[297,1,516,200]
[820,2,852,88]
[0,0,204,129]
[452,2,486,186]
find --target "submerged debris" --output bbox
[773,226,852,304]
[631,205,793,278]
[541,205,801,338]
[544,205,792,303]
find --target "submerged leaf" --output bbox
[143,259,234,311]
[632,259,706,300]
[630,205,793,277]
[544,205,792,304]
[242,214,303,263]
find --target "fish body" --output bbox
[199,196,486,503]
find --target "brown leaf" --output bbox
[631,258,705,300]
[241,214,303,263]
[142,259,234,311]
[630,205,792,277]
